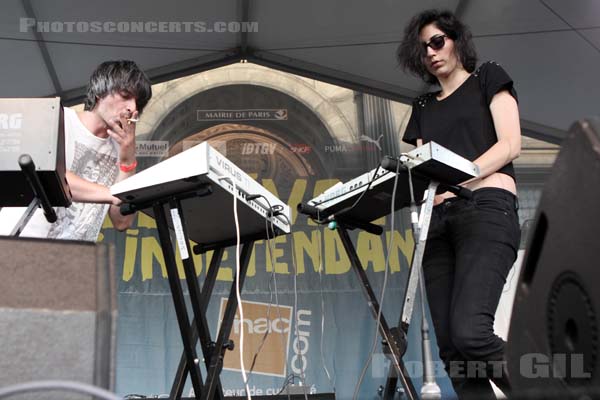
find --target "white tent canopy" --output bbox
[2,0,599,143]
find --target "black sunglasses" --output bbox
[423,34,447,51]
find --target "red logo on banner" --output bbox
[290,144,312,154]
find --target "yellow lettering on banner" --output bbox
[137,212,157,229]
[122,229,139,281]
[385,229,415,272]
[309,179,340,226]
[190,241,203,276]
[141,236,167,280]
[372,216,386,226]
[287,179,307,224]
[261,179,279,198]
[110,179,421,282]
[323,228,350,274]
[266,235,289,274]
[292,230,321,274]
[171,240,203,278]
[216,249,233,281]
[357,231,385,272]
[205,250,215,274]
[246,241,258,277]
[101,214,113,229]
[174,246,187,279]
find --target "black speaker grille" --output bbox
[547,272,598,385]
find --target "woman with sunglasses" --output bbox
[397,9,521,400]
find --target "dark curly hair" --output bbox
[397,9,477,85]
[84,60,152,113]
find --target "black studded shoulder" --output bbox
[414,92,435,108]
[474,60,502,78]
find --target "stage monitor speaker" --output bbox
[507,117,600,398]
[0,237,116,399]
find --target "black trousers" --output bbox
[423,188,521,399]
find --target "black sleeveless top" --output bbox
[402,61,518,181]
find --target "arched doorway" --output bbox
[144,84,368,181]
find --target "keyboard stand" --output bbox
[323,180,440,400]
[124,183,270,400]
[111,141,296,399]
[383,180,439,398]
[335,223,418,400]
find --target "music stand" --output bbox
[0,98,71,235]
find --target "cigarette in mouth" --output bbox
[126,118,139,124]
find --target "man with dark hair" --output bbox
[84,60,152,113]
[0,60,152,241]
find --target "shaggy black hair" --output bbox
[397,9,478,85]
[83,60,152,113]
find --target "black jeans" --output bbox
[423,188,521,399]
